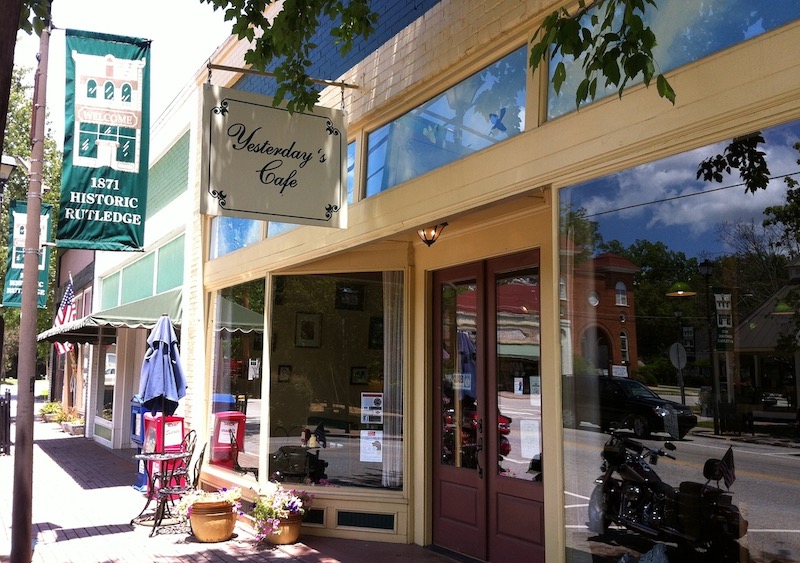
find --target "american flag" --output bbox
[313,423,327,448]
[53,281,76,355]
[719,446,736,489]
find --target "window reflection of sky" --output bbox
[549,0,800,118]
[210,216,262,259]
[366,46,527,197]
[560,120,800,258]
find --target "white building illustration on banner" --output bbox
[70,52,146,172]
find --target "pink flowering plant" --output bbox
[251,484,313,540]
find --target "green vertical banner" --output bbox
[2,201,52,308]
[58,29,150,250]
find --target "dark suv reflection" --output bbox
[562,375,697,439]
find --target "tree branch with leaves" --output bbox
[199,0,377,112]
[529,0,675,109]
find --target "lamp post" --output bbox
[699,259,720,435]
[673,309,686,405]
[10,13,50,562]
[666,283,695,406]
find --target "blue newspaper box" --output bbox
[212,393,236,413]
[130,396,148,491]
[130,396,146,446]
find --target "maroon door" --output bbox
[432,251,544,562]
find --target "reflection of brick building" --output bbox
[561,253,639,375]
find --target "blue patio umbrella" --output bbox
[139,314,186,419]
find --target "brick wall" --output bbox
[146,131,190,219]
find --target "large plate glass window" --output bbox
[559,120,800,562]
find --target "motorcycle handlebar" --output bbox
[608,432,676,461]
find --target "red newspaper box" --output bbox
[211,410,246,469]
[143,413,185,453]
[142,413,186,496]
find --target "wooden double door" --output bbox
[432,250,545,562]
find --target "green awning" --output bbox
[215,298,264,333]
[37,288,182,345]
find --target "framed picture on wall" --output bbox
[335,283,365,310]
[295,312,321,347]
[278,365,292,382]
[368,316,383,349]
[351,366,369,385]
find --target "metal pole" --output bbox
[706,280,720,435]
[10,8,50,561]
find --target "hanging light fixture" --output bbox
[417,222,448,247]
[665,281,697,297]
[0,155,17,206]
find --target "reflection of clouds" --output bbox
[564,121,800,249]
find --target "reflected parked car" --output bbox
[562,375,697,439]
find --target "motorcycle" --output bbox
[441,406,512,471]
[588,431,747,555]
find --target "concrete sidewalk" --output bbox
[0,418,449,563]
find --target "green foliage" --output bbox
[18,0,50,36]
[560,204,602,263]
[636,356,674,386]
[571,354,598,376]
[529,0,675,109]
[199,0,377,112]
[2,66,63,372]
[763,141,800,251]
[697,132,771,194]
[39,400,61,415]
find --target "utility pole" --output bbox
[11,6,50,561]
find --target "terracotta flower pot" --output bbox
[189,501,237,543]
[266,513,303,545]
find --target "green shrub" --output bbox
[39,401,62,415]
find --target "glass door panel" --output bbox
[440,280,480,470]
[495,269,542,482]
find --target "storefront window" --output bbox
[548,0,800,119]
[209,279,265,480]
[559,120,800,561]
[96,348,116,421]
[269,272,404,490]
[366,45,527,196]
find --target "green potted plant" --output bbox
[59,407,85,435]
[178,486,242,543]
[251,484,313,545]
[39,401,62,423]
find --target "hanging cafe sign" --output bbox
[200,85,347,228]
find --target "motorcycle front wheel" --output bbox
[588,484,610,534]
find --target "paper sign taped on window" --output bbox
[217,420,239,443]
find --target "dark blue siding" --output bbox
[236,0,441,97]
